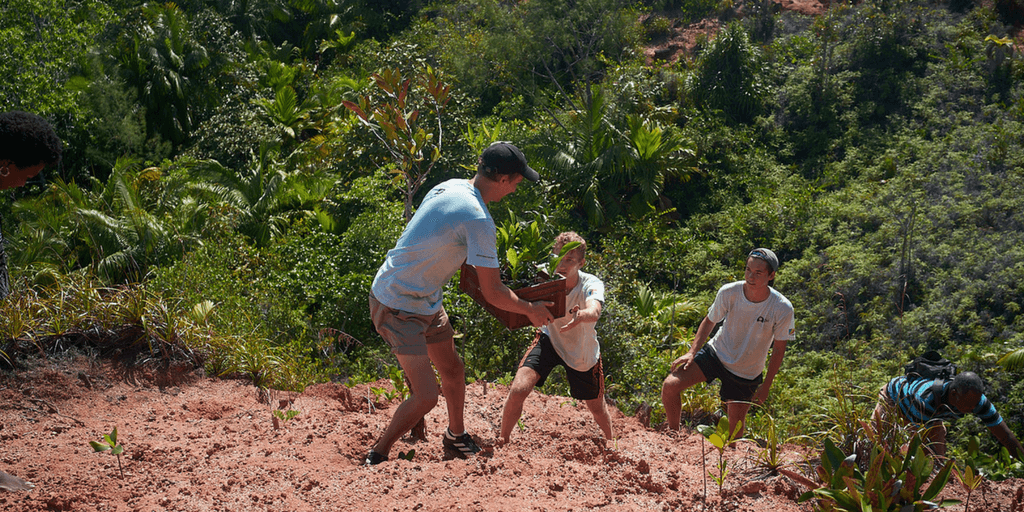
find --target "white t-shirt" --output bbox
[706,281,795,380]
[541,270,605,372]
[371,179,498,315]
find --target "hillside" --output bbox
[0,358,1021,511]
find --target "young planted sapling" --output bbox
[272,408,301,429]
[697,415,742,496]
[89,427,125,479]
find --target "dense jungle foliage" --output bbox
[4,0,1024,477]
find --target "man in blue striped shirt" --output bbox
[873,371,1024,460]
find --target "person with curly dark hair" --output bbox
[0,111,61,492]
[0,110,62,191]
[1,110,63,298]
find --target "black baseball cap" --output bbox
[479,142,540,182]
[748,248,779,272]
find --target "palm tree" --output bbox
[540,87,697,228]
[48,158,178,283]
[998,347,1024,371]
[188,145,325,247]
[620,115,698,218]
[117,3,220,148]
[540,86,622,227]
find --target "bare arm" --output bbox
[988,420,1024,462]
[474,265,554,327]
[669,316,716,373]
[559,298,602,332]
[753,339,787,405]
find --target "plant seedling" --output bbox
[398,449,416,461]
[794,429,960,511]
[544,241,582,279]
[272,408,301,429]
[954,436,987,512]
[697,415,741,496]
[89,427,125,479]
[753,412,787,474]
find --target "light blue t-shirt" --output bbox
[371,179,498,315]
[541,270,605,372]
[706,281,796,380]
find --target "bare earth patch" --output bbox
[1,358,1022,511]
[643,0,829,65]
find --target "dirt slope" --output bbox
[0,358,1022,511]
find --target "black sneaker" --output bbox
[364,450,388,466]
[442,428,481,459]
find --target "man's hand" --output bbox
[559,305,581,332]
[752,386,769,406]
[669,353,696,373]
[525,300,554,327]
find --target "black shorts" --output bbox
[693,344,763,403]
[519,332,604,401]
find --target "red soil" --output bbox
[0,357,1022,511]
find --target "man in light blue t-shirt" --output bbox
[662,248,795,439]
[364,142,555,465]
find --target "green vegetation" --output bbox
[89,427,125,479]
[5,0,1024,495]
[794,433,959,511]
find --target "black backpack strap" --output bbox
[930,378,953,418]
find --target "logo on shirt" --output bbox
[756,316,767,323]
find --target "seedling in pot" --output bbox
[89,427,125,479]
[495,211,580,286]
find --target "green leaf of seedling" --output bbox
[709,433,726,449]
[398,449,416,461]
[90,441,111,452]
[716,416,731,435]
[112,445,124,456]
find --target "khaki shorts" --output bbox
[369,293,454,356]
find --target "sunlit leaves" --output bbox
[342,66,452,221]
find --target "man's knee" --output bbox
[662,374,687,395]
[509,369,539,398]
[586,396,608,415]
[409,385,440,408]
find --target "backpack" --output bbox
[904,350,957,381]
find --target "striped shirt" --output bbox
[885,376,1002,428]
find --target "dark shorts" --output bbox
[369,293,454,356]
[693,344,763,403]
[519,332,604,401]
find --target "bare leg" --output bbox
[499,366,541,443]
[427,338,467,435]
[586,395,613,441]
[724,400,752,442]
[661,365,708,430]
[371,353,439,456]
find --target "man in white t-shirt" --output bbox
[661,248,795,439]
[498,232,613,445]
[365,142,555,465]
